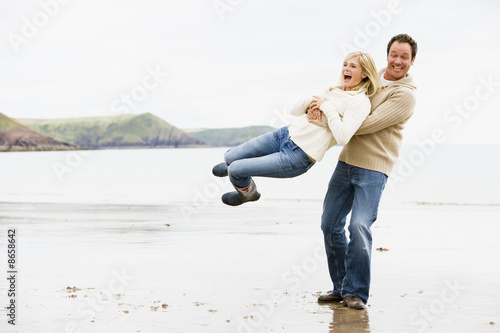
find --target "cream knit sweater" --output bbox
[339,70,417,176]
[288,84,371,162]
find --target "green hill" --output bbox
[0,112,22,130]
[18,113,206,148]
[0,112,73,152]
[187,126,275,147]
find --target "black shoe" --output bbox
[318,293,343,303]
[212,162,228,177]
[343,295,366,309]
[221,180,260,206]
[222,190,261,206]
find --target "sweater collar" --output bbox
[331,82,367,95]
[379,68,417,90]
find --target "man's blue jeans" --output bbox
[224,126,314,189]
[321,161,387,304]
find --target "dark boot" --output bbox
[212,162,228,177]
[222,180,261,206]
[343,295,366,309]
[318,293,343,303]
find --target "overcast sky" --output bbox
[0,0,499,144]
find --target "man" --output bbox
[315,34,418,309]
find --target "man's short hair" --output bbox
[387,34,418,60]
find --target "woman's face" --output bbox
[342,57,367,91]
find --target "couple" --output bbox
[212,34,417,309]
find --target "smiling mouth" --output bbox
[344,74,352,81]
[393,66,403,70]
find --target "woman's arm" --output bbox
[290,85,333,117]
[290,97,313,116]
[320,95,371,146]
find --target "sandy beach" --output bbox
[1,200,499,333]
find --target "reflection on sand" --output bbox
[1,201,499,332]
[328,303,370,333]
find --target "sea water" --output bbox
[0,145,498,207]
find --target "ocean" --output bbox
[0,145,499,207]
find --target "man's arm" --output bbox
[354,88,416,136]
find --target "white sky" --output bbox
[0,0,499,144]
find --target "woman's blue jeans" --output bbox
[224,126,314,189]
[321,161,387,304]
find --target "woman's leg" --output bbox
[224,129,282,166]
[216,126,314,206]
[222,144,313,206]
[227,128,314,188]
[213,128,283,177]
[227,150,312,188]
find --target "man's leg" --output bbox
[341,166,387,304]
[320,161,355,300]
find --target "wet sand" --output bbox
[0,200,499,333]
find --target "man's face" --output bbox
[384,41,415,81]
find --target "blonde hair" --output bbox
[340,51,381,97]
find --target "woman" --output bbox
[212,51,381,206]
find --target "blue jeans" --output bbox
[321,161,387,304]
[224,126,314,188]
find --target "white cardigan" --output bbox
[288,84,371,162]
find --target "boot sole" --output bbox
[222,192,261,206]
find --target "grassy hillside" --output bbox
[18,113,206,148]
[187,126,275,147]
[1,112,74,152]
[13,112,276,149]
[0,112,22,130]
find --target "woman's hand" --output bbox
[307,107,321,120]
[307,107,324,127]
[308,116,324,127]
[309,96,327,110]
[306,96,326,127]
